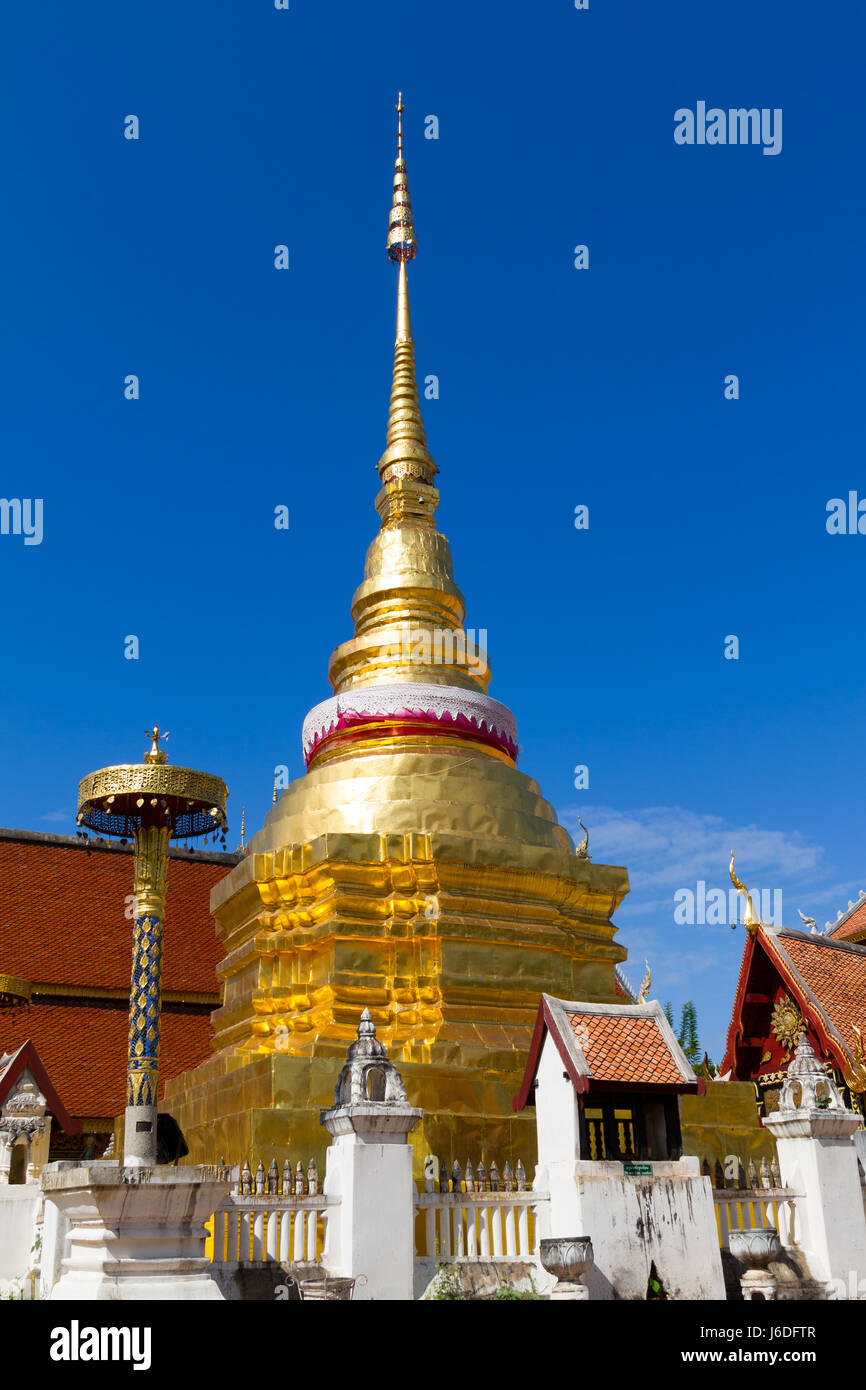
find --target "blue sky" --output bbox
[1,1,864,1059]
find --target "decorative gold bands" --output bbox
[77,763,228,819]
[0,974,32,1007]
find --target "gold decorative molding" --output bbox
[0,974,31,1007]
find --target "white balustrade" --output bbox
[210,1160,329,1268]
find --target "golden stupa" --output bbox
[166,96,630,1170]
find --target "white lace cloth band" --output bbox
[302,683,519,761]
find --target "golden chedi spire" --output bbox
[378,92,436,493]
[308,94,516,765]
[164,99,631,1174]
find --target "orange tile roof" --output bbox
[0,831,235,1121]
[826,896,866,943]
[0,997,214,1119]
[566,1010,683,1085]
[779,933,866,1057]
[0,834,231,994]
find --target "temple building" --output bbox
[722,911,866,1117]
[0,827,237,1156]
[164,102,635,1170]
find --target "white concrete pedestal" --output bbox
[42,1161,229,1300]
[321,1105,421,1302]
[763,1107,866,1291]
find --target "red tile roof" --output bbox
[514,996,695,1110]
[826,896,866,943]
[0,831,236,1120]
[0,998,213,1119]
[567,1010,684,1085]
[779,932,866,1057]
[0,834,230,994]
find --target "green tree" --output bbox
[663,1000,704,1067]
[679,1000,700,1065]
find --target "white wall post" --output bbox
[320,1009,421,1301]
[763,1036,866,1294]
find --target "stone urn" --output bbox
[539,1236,594,1301]
[729,1226,781,1301]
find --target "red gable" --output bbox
[722,924,866,1081]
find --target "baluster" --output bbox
[306,1204,318,1262]
[307,1159,318,1196]
[451,1161,464,1256]
[278,1207,291,1262]
[253,1205,265,1259]
[439,1180,451,1258]
[479,1185,491,1259]
[240,1209,252,1262]
[465,1161,478,1256]
[518,1198,529,1256]
[491,1168,503,1258]
[293,1205,306,1262]
[504,1198,517,1257]
[424,1205,437,1258]
[266,1208,279,1260]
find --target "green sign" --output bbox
[623,1162,652,1176]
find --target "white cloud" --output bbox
[561,804,830,916]
[558,803,861,1058]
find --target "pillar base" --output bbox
[42,1161,229,1301]
[549,1280,589,1300]
[123,1105,158,1167]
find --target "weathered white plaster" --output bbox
[0,1187,40,1279]
[43,1162,229,1301]
[532,1030,725,1300]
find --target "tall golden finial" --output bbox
[378,92,436,493]
[637,960,651,1004]
[729,851,761,935]
[240,807,246,851]
[143,726,169,765]
[272,771,279,805]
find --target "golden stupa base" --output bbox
[164,784,630,1176]
[165,1045,541,1177]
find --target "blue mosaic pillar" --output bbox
[124,826,169,1166]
